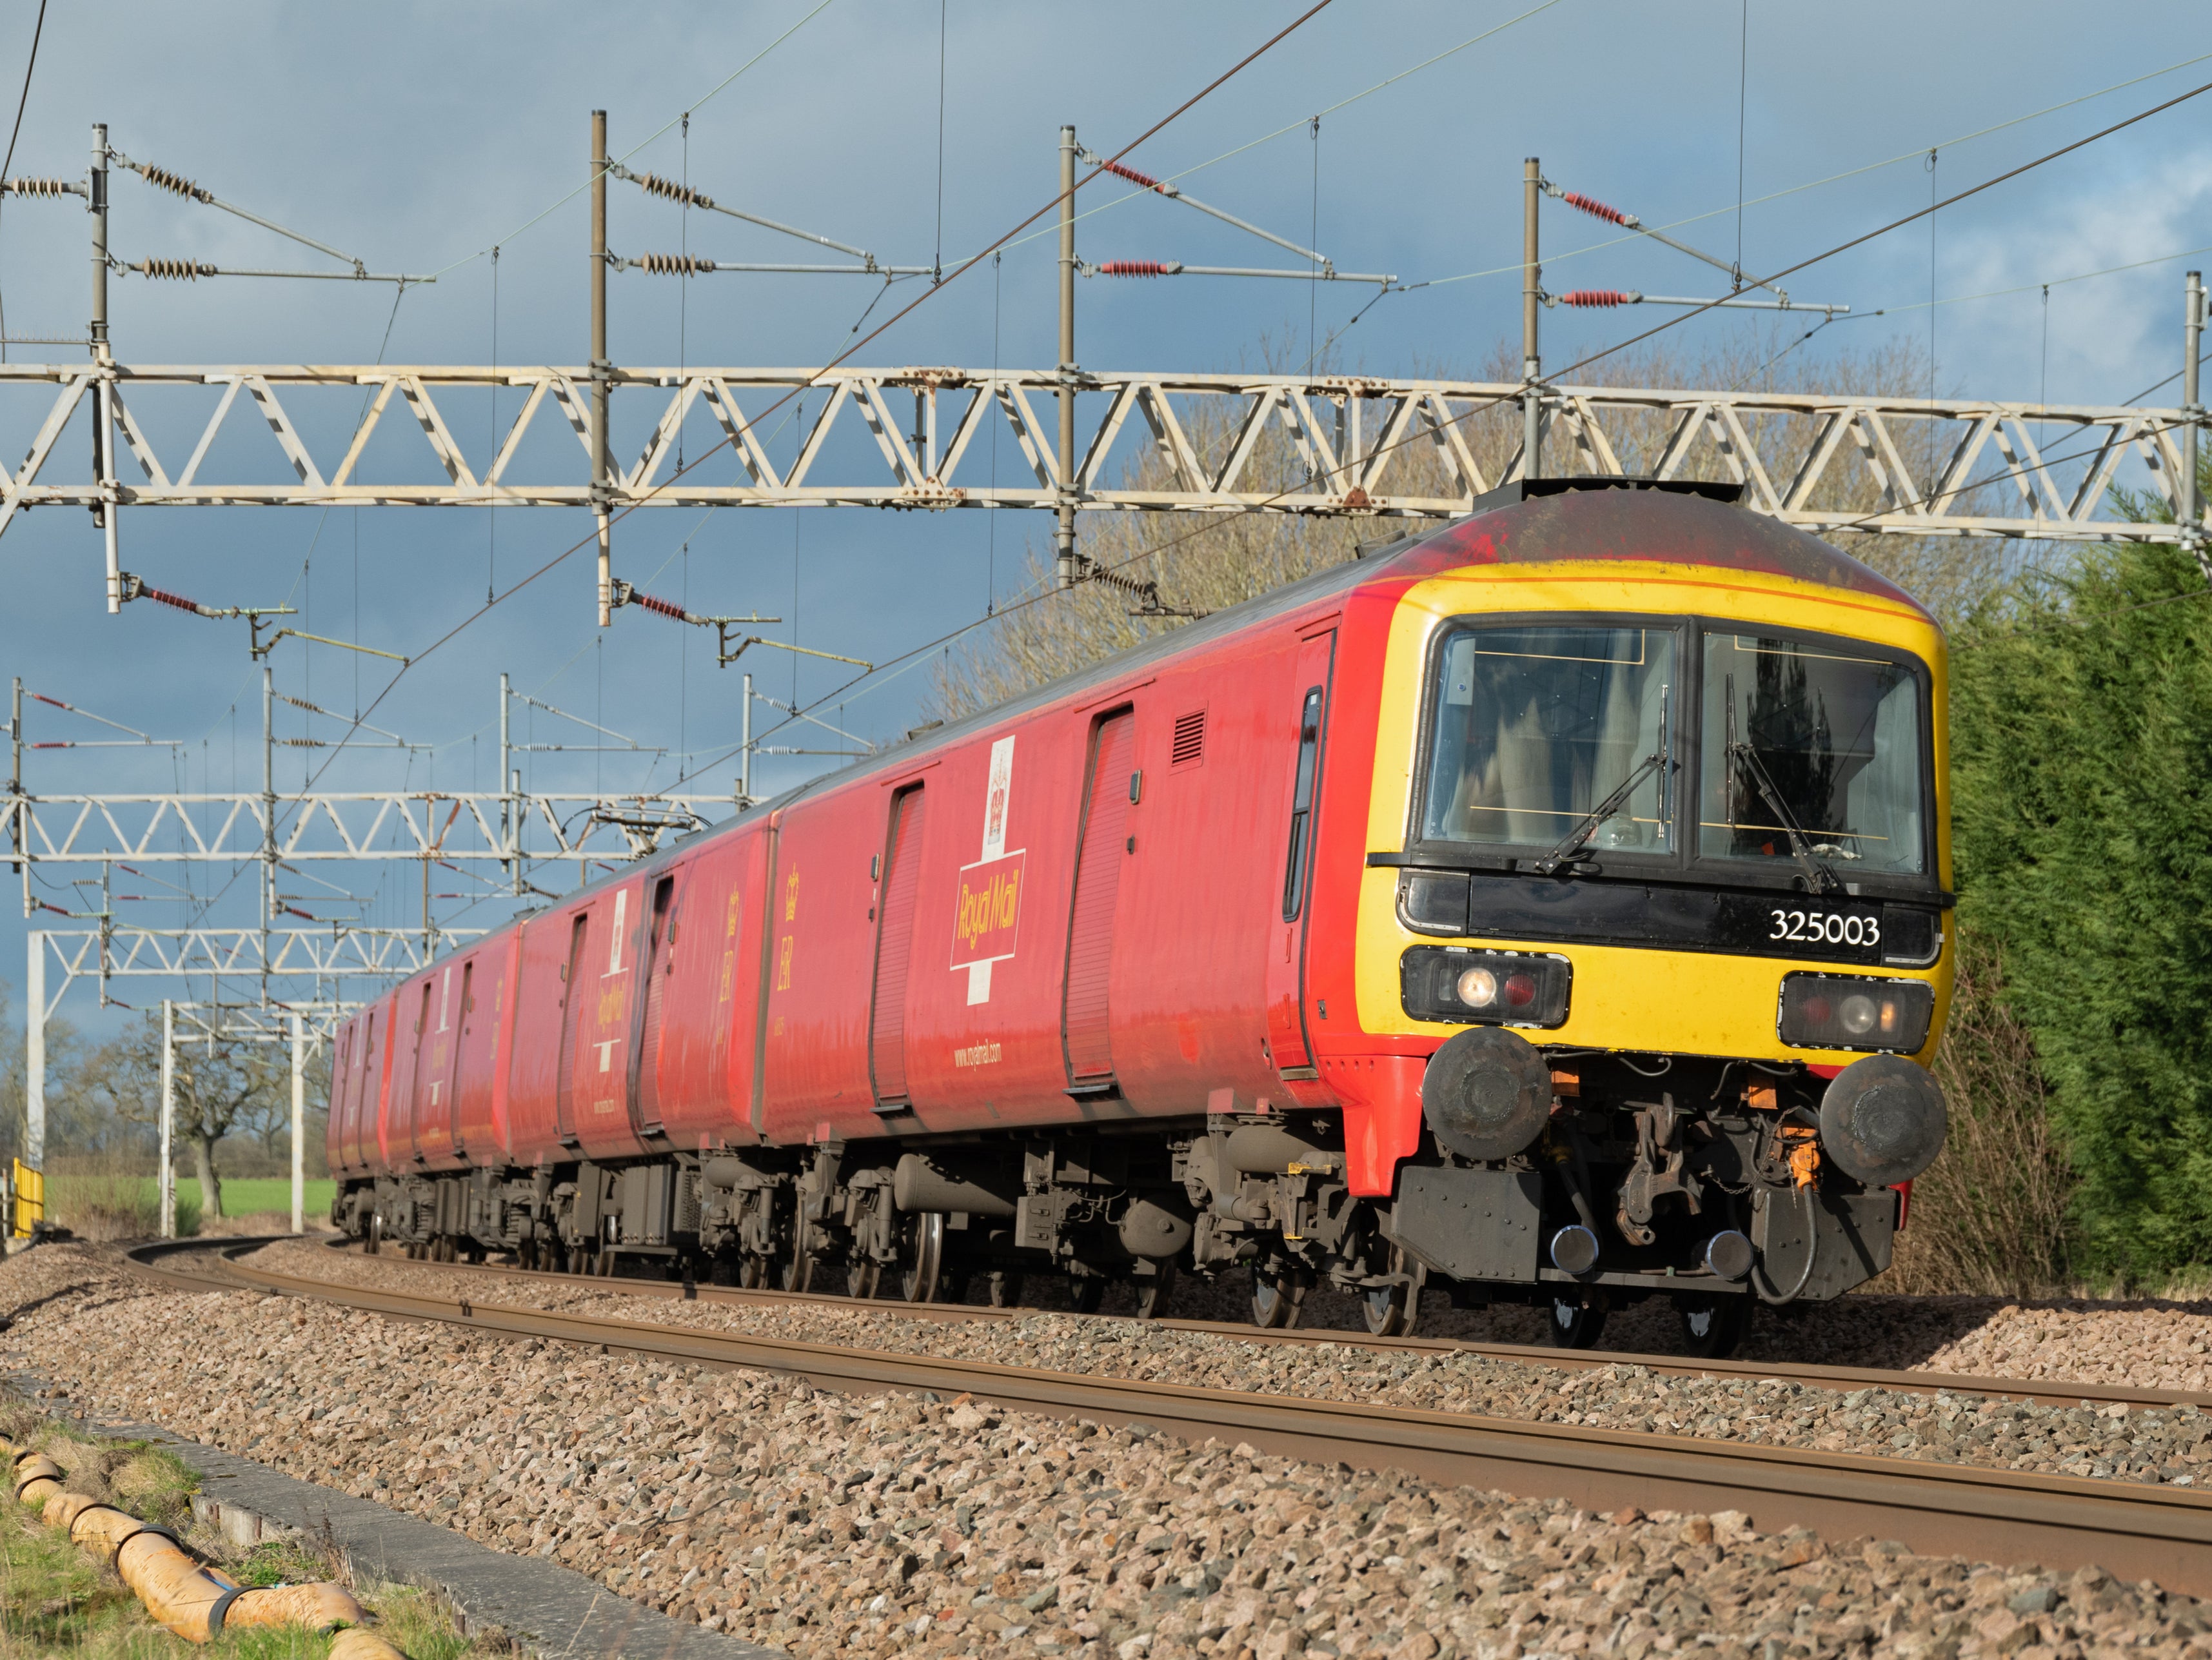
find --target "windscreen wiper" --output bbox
[1531,751,1666,875]
[1726,740,1844,894]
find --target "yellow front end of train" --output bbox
[1356,558,1952,1058]
[1339,523,1954,1346]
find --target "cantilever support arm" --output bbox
[251,622,407,665]
[716,630,872,672]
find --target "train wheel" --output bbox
[364,1214,382,1256]
[782,1211,820,1293]
[737,1253,770,1290]
[1675,1292,1749,1359]
[898,1212,946,1303]
[846,1257,880,1299]
[1250,1267,1305,1330]
[1133,1262,1176,1321]
[987,1270,1023,1308]
[1070,1276,1105,1315]
[1544,1289,1609,1349]
[781,1248,815,1294]
[1362,1247,1421,1338]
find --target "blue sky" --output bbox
[1,0,2207,1037]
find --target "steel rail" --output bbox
[119,1234,288,1293]
[114,1240,2212,1597]
[298,1238,2212,1415]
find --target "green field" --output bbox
[188,1176,337,1218]
[96,1176,333,1219]
[43,1172,337,1240]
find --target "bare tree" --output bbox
[1887,936,2075,1296]
[73,1016,293,1219]
[253,1045,331,1172]
[0,978,115,1165]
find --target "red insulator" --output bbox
[1098,157,1163,192]
[1099,261,1173,278]
[1562,191,1630,225]
[1558,289,1634,308]
[136,582,205,613]
[626,588,689,621]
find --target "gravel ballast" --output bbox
[249,1241,2212,1492]
[11,1245,2212,1660]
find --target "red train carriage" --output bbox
[330,479,1952,1355]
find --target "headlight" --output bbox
[1455,965,1499,1007]
[1403,947,1570,1028]
[1778,973,1933,1053]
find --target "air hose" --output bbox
[1751,1182,1821,1306]
[3,1441,406,1652]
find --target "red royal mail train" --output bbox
[328,477,1953,1357]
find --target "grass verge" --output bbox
[0,1405,501,1660]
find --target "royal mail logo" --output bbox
[951,850,1025,968]
[959,735,1019,1008]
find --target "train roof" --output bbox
[374,480,1934,982]
[1402,478,1934,611]
[802,478,1931,796]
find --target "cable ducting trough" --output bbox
[4,1441,406,1652]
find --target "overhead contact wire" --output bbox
[0,0,50,362]
[282,0,1341,800]
[695,75,2212,769]
[1412,47,2212,293]
[423,0,841,280]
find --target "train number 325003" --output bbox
[1769,908,1880,947]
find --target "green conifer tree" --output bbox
[1950,450,2212,1281]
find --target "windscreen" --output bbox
[1420,624,1677,854]
[1699,631,1924,876]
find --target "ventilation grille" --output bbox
[1170,707,1207,769]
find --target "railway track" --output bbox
[123,1237,2212,1597]
[253,1235,2212,1416]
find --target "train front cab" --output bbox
[1327,495,1952,1352]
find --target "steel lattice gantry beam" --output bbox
[0,362,2202,544]
[5,788,729,872]
[168,998,351,1047]
[30,927,482,1018]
